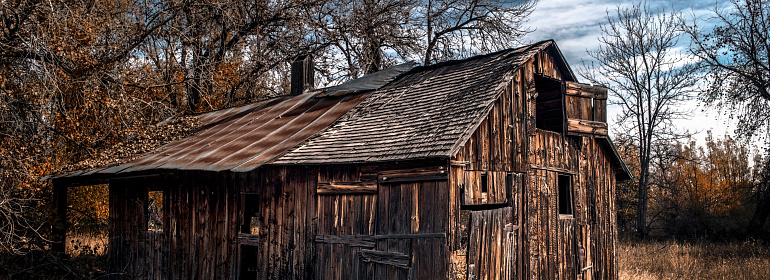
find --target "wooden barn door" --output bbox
[526,169,560,280]
[314,190,377,280]
[557,174,578,280]
[365,179,448,280]
[467,207,519,280]
[558,218,578,279]
[464,172,522,280]
[530,170,580,280]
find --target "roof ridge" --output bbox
[407,40,554,73]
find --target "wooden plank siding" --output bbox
[107,167,319,280]
[447,51,618,280]
[109,174,237,279]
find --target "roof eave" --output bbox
[595,136,633,181]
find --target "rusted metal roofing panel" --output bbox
[93,91,369,175]
[275,41,555,164]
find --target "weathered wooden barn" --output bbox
[52,40,630,280]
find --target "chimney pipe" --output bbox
[290,55,314,96]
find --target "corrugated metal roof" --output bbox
[275,41,558,164]
[91,90,370,175]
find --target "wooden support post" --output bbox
[52,182,68,253]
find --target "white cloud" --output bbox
[523,0,737,144]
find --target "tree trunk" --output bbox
[746,162,770,237]
[637,159,650,239]
[363,37,381,75]
[636,177,649,239]
[187,76,201,113]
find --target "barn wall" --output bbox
[242,166,318,280]
[107,167,318,280]
[314,164,374,280]
[525,51,618,280]
[108,171,241,280]
[449,60,533,280]
[532,50,563,81]
[578,137,618,280]
[449,49,618,280]
[107,162,455,280]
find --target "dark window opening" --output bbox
[239,244,259,279]
[241,194,260,235]
[535,75,564,133]
[480,172,489,193]
[558,175,573,216]
[147,190,164,232]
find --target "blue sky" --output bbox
[522,0,739,145]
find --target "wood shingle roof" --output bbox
[275,40,561,164]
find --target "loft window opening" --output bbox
[535,75,564,133]
[241,193,260,235]
[147,190,164,232]
[558,175,574,216]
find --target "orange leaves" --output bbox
[67,184,109,234]
[669,136,753,216]
[649,134,757,233]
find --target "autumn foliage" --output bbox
[616,134,767,239]
[1,0,542,265]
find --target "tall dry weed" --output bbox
[618,240,770,280]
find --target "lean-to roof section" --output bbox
[62,91,371,177]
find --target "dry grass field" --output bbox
[618,239,770,280]
[66,234,108,257]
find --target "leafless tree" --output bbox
[422,0,537,65]
[681,0,770,236]
[308,0,420,81]
[581,1,698,239]
[309,0,537,83]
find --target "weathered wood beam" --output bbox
[314,234,375,247]
[530,164,577,175]
[237,234,260,246]
[450,160,471,167]
[378,167,448,184]
[316,181,377,195]
[565,81,608,99]
[371,232,446,239]
[566,119,608,136]
[358,249,411,268]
